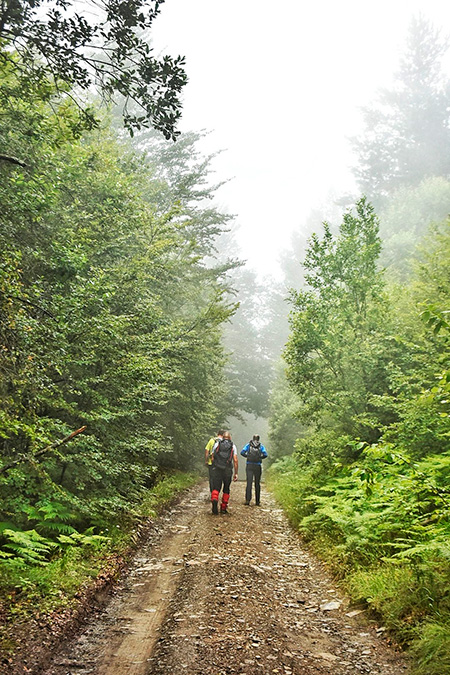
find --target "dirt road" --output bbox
[44,481,410,675]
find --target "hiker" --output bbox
[210,431,238,515]
[205,430,224,493]
[241,434,268,506]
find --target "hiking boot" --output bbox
[255,502,260,506]
[220,508,229,514]
[244,500,250,505]
[212,499,219,515]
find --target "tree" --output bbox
[222,268,273,418]
[284,198,396,442]
[267,363,304,462]
[386,219,450,458]
[0,77,236,541]
[378,177,450,275]
[352,17,450,202]
[268,216,450,665]
[0,0,187,139]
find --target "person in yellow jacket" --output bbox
[205,430,224,493]
[210,431,238,514]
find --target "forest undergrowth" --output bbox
[267,201,450,675]
[267,450,450,675]
[0,471,198,661]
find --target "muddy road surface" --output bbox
[44,482,410,675]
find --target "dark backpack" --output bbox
[213,438,234,469]
[246,440,262,463]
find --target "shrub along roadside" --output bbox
[269,200,450,674]
[266,453,450,675]
[0,471,198,665]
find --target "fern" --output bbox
[21,499,80,537]
[1,529,56,565]
[37,521,77,535]
[57,531,108,549]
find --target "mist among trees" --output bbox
[266,17,450,672]
[0,6,449,672]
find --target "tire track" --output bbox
[43,482,410,675]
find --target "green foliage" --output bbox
[346,566,424,641]
[266,21,450,672]
[0,0,187,137]
[0,469,198,655]
[139,471,199,518]
[270,201,450,672]
[267,365,305,463]
[0,63,237,579]
[1,529,56,565]
[268,446,450,657]
[378,177,450,276]
[265,456,315,528]
[0,545,102,621]
[285,197,397,442]
[411,622,450,675]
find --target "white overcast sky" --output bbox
[152,0,450,277]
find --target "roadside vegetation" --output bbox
[0,471,197,660]
[0,22,237,654]
[267,18,450,674]
[267,210,450,672]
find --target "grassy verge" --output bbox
[0,471,199,663]
[266,456,450,675]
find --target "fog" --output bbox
[152,0,450,278]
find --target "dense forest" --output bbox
[268,18,450,674]
[0,3,449,673]
[0,0,245,652]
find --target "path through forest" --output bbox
[43,482,410,675]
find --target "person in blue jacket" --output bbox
[241,434,268,506]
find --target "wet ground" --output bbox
[42,482,410,675]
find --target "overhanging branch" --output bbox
[0,425,87,476]
[0,154,27,167]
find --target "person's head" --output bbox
[223,431,232,440]
[253,434,260,442]
[218,429,225,437]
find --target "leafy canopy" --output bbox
[0,0,187,137]
[284,198,393,440]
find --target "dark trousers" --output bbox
[246,464,262,504]
[208,465,214,492]
[211,466,232,496]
